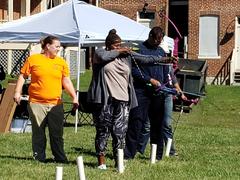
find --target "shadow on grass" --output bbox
[0,155,33,161]
[72,147,96,156]
[72,146,114,159]
[0,155,80,165]
[64,122,93,127]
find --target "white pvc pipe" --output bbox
[165,138,172,157]
[55,166,63,180]
[77,156,86,180]
[75,35,82,133]
[117,149,124,173]
[150,144,157,164]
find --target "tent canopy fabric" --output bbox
[0,0,150,45]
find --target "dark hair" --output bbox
[149,26,164,39]
[40,35,59,49]
[105,29,121,49]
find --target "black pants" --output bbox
[28,103,68,162]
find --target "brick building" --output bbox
[99,0,240,84]
[1,0,240,84]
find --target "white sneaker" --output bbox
[98,164,107,170]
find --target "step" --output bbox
[234,79,240,83]
[234,74,240,78]
[234,77,240,81]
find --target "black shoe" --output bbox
[33,152,46,163]
[170,152,178,157]
[33,156,46,163]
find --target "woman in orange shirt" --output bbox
[14,35,78,163]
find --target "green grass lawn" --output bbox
[1,72,240,179]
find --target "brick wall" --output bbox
[31,0,42,15]
[100,0,240,77]
[13,0,21,20]
[0,0,7,21]
[0,0,42,21]
[188,0,240,76]
[99,0,167,30]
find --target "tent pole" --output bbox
[75,36,81,133]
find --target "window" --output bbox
[199,15,219,58]
[137,12,155,28]
[47,0,61,9]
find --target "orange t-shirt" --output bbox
[20,54,69,105]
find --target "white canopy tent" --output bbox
[0,0,150,44]
[0,0,151,132]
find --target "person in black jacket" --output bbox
[124,26,186,160]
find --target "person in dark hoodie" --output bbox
[87,29,174,170]
[124,26,186,161]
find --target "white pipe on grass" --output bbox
[150,144,157,164]
[55,166,63,180]
[165,138,172,157]
[77,156,86,180]
[117,149,124,173]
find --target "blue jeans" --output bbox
[137,94,176,158]
[162,94,176,155]
[137,117,150,154]
[124,88,164,159]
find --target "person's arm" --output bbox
[130,51,175,64]
[62,76,79,105]
[173,82,187,100]
[94,47,131,63]
[14,74,26,105]
[168,66,187,100]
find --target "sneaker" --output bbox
[98,164,107,170]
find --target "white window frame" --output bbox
[198,15,220,59]
[137,12,155,29]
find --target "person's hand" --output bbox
[72,97,79,107]
[130,46,139,52]
[172,56,178,62]
[150,78,161,88]
[13,92,21,105]
[117,47,131,54]
[71,102,79,116]
[180,93,187,101]
[169,56,178,63]
[158,56,178,63]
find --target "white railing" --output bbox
[231,17,240,84]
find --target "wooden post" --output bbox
[0,82,17,133]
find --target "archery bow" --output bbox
[159,10,183,39]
